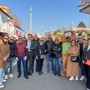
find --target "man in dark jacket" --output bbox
[45,35,54,73]
[30,34,39,74]
[5,36,16,80]
[82,39,90,90]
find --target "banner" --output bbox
[7,18,15,35]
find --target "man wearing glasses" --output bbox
[45,35,54,73]
[16,36,28,79]
[0,33,10,88]
[4,36,16,80]
[78,34,87,81]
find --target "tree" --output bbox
[77,21,88,34]
[77,21,87,28]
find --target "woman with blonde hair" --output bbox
[66,40,79,81]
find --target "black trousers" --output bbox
[27,52,32,73]
[86,66,90,89]
[36,58,44,72]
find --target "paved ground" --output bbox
[2,61,86,90]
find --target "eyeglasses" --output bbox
[19,38,22,39]
[10,39,14,41]
[40,40,43,41]
[3,38,9,40]
[55,40,59,41]
[78,38,82,39]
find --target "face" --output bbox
[78,36,83,42]
[28,35,32,40]
[47,35,51,41]
[3,36,9,43]
[88,40,90,45]
[34,34,38,40]
[71,41,76,46]
[18,36,23,43]
[9,37,14,43]
[39,40,44,44]
[55,39,59,44]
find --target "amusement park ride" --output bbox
[78,0,90,7]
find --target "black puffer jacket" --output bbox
[82,46,90,62]
[45,39,54,54]
[9,42,16,58]
[50,42,62,58]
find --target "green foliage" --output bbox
[77,21,87,28]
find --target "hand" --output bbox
[26,46,28,49]
[24,56,27,61]
[3,57,7,61]
[16,57,18,61]
[82,61,85,64]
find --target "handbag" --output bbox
[71,56,79,62]
[40,55,45,59]
[85,59,90,66]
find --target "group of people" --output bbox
[0,33,90,90]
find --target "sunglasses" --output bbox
[3,38,9,40]
[19,38,22,39]
[10,39,14,40]
[78,38,82,39]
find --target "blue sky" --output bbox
[0,0,89,34]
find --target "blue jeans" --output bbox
[0,68,4,85]
[46,54,53,72]
[5,57,15,75]
[53,57,62,75]
[17,56,27,76]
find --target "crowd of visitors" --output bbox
[0,33,90,90]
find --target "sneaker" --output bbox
[80,76,85,81]
[2,79,7,83]
[75,76,78,81]
[4,75,8,80]
[69,76,74,81]
[9,74,14,78]
[0,84,4,88]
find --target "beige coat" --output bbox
[0,39,10,68]
[66,46,79,77]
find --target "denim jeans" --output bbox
[5,57,15,75]
[46,54,53,72]
[17,56,27,76]
[53,57,62,75]
[0,68,4,85]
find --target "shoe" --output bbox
[4,75,8,80]
[0,84,4,88]
[69,76,74,81]
[47,70,50,73]
[39,72,43,75]
[2,79,7,83]
[75,76,78,81]
[24,75,29,79]
[17,75,21,78]
[36,69,39,72]
[28,72,32,76]
[9,74,14,78]
[80,76,85,81]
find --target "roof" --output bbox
[80,4,90,14]
[0,8,25,32]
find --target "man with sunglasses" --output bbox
[16,36,28,79]
[77,34,87,81]
[0,33,10,88]
[45,35,54,73]
[4,36,16,80]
